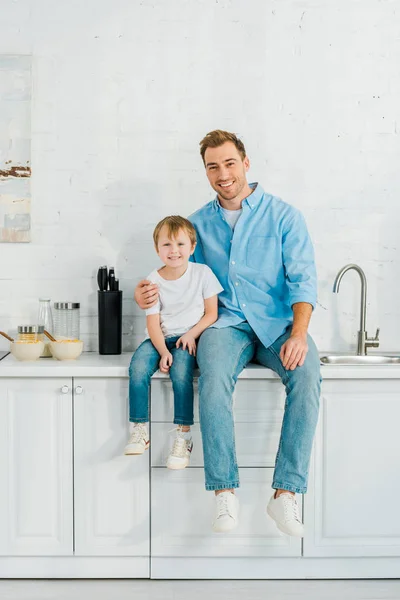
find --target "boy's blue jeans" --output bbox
[196,323,321,493]
[128,336,195,426]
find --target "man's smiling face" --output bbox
[204,141,250,205]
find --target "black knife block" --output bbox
[98,291,122,355]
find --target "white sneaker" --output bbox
[267,492,304,537]
[166,426,193,470]
[124,423,149,455]
[212,492,239,533]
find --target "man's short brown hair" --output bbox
[199,129,246,163]
[153,215,196,248]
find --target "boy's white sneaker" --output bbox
[124,423,149,455]
[212,492,239,533]
[267,492,304,537]
[166,426,193,470]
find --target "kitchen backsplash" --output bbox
[0,0,399,354]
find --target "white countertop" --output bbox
[1,352,400,379]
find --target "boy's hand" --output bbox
[159,351,173,373]
[176,333,196,356]
[134,280,159,310]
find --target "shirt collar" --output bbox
[212,182,264,211]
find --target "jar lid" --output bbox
[18,325,45,333]
[54,302,80,309]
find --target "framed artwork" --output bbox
[0,55,31,242]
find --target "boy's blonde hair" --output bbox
[199,129,246,163]
[153,215,197,248]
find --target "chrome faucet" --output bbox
[333,264,380,356]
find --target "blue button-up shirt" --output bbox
[189,183,317,348]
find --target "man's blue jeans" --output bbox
[128,337,196,426]
[196,323,321,493]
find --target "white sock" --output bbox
[129,422,148,434]
[179,428,192,440]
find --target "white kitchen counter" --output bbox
[1,351,400,379]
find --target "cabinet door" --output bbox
[151,468,301,558]
[304,379,400,557]
[151,421,281,468]
[151,378,285,423]
[73,378,149,556]
[0,377,73,556]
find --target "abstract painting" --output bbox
[0,55,31,243]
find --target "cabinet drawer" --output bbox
[151,378,285,423]
[151,420,281,468]
[151,468,301,558]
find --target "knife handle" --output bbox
[97,266,108,291]
[108,267,115,291]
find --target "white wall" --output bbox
[0,0,399,353]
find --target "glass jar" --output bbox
[38,298,54,357]
[17,325,45,343]
[53,302,80,340]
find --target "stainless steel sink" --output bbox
[320,355,400,365]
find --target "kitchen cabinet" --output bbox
[150,377,301,562]
[151,468,301,559]
[73,377,149,557]
[0,378,73,556]
[0,375,149,567]
[1,355,400,578]
[304,379,400,557]
[151,378,285,469]
[151,421,282,468]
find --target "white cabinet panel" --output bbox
[304,379,400,557]
[0,378,73,556]
[151,421,281,468]
[151,378,285,423]
[73,378,149,556]
[151,468,301,558]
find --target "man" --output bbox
[135,130,321,537]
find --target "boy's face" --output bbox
[156,226,195,268]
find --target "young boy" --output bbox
[125,215,223,469]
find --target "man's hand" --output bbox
[176,333,197,356]
[134,279,159,310]
[280,332,308,370]
[159,351,173,373]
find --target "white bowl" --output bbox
[49,340,83,360]
[10,341,45,361]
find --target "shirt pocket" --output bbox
[245,236,278,271]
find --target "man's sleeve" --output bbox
[282,210,317,309]
[188,218,205,265]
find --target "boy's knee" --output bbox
[129,357,151,380]
[170,364,190,386]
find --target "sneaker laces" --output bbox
[282,494,301,523]
[129,423,147,444]
[216,493,232,519]
[168,426,190,458]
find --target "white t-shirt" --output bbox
[145,262,223,338]
[220,206,242,230]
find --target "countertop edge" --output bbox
[1,352,400,379]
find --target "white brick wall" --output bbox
[0,0,399,353]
